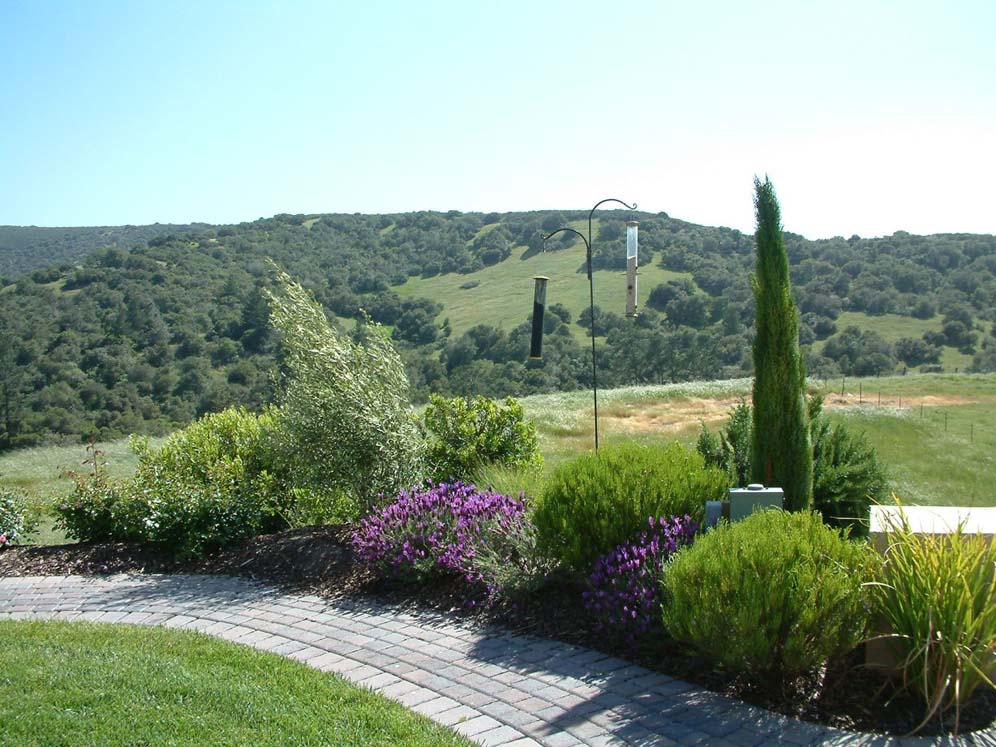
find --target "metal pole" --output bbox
[541,199,637,452]
[587,199,637,450]
[587,250,600,450]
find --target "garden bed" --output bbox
[2,525,993,738]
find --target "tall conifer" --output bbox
[751,176,812,511]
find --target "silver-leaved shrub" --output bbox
[266,268,424,510]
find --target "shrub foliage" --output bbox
[698,396,887,536]
[533,442,725,575]
[266,268,424,508]
[0,488,35,547]
[127,408,288,557]
[662,510,878,686]
[423,395,541,482]
[808,395,887,536]
[58,408,289,558]
[695,399,752,487]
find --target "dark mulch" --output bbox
[2,526,993,738]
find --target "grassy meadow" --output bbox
[822,311,982,372]
[3,373,994,546]
[395,220,690,340]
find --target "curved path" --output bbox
[0,575,989,747]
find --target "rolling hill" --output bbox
[0,209,993,450]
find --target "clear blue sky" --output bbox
[2,0,994,239]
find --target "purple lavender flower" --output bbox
[582,515,698,644]
[352,481,526,582]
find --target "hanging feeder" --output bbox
[626,220,639,317]
[529,276,549,359]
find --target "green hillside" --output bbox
[0,209,993,451]
[396,232,689,340]
[0,224,209,278]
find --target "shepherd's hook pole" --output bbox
[542,198,637,451]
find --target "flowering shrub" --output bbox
[352,482,527,584]
[1,488,36,547]
[583,515,698,642]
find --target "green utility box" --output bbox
[728,484,784,522]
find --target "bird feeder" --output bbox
[529,276,549,359]
[625,221,639,316]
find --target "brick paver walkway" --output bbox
[1,575,990,746]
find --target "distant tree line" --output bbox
[0,210,993,451]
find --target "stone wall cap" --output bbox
[870,505,996,535]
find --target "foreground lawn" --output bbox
[0,620,471,747]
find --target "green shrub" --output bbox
[0,488,36,547]
[266,268,424,509]
[56,474,143,544]
[696,399,752,486]
[128,408,289,558]
[423,395,541,482]
[874,504,996,734]
[662,510,878,686]
[532,442,725,574]
[809,395,887,537]
[57,442,143,544]
[278,487,360,528]
[698,396,887,536]
[57,408,292,558]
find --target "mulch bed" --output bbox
[2,526,993,738]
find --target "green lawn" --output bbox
[0,620,472,747]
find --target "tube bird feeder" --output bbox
[625,220,639,317]
[529,276,549,359]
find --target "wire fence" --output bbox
[813,374,995,447]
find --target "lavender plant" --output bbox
[352,482,528,585]
[583,515,698,642]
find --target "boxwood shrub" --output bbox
[423,395,541,482]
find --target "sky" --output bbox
[2,0,994,239]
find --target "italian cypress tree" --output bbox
[751,176,812,511]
